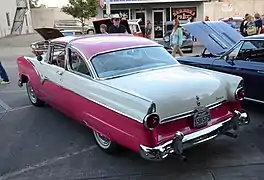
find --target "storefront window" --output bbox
[166,8,170,21]
[171,7,197,20]
[103,9,130,19]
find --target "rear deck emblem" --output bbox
[196,96,201,106]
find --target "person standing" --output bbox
[244,14,257,36]
[145,20,152,39]
[254,13,263,34]
[240,13,249,36]
[170,18,183,57]
[108,14,127,33]
[205,16,210,21]
[0,61,10,85]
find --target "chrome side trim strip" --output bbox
[244,97,264,104]
[160,100,226,124]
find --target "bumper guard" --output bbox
[140,110,249,161]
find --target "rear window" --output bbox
[61,32,74,36]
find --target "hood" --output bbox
[103,65,228,120]
[182,21,243,55]
[34,28,64,40]
[92,18,131,34]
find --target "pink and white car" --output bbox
[17,32,249,161]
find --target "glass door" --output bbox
[153,10,164,39]
[135,10,146,36]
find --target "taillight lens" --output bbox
[143,114,160,130]
[235,87,245,101]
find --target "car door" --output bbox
[232,40,264,102]
[213,40,264,102]
[36,43,67,110]
[58,47,95,122]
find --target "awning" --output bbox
[104,0,206,4]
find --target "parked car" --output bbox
[30,28,84,56]
[177,21,264,103]
[158,20,194,53]
[60,29,83,36]
[219,17,243,32]
[54,19,95,34]
[17,32,249,161]
[92,18,131,34]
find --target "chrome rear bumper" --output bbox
[140,110,249,161]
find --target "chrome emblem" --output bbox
[196,95,201,106]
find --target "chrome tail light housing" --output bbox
[143,113,160,130]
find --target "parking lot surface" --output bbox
[0,34,264,180]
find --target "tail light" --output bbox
[235,87,245,101]
[143,113,160,130]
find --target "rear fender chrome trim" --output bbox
[160,100,226,124]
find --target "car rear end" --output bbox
[139,83,249,161]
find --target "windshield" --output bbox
[91,46,179,78]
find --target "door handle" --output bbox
[56,70,64,75]
[257,71,264,74]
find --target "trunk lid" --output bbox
[103,65,228,121]
[34,28,64,40]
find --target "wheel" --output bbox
[26,81,45,107]
[87,29,94,34]
[93,130,120,154]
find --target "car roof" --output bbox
[244,34,264,40]
[51,34,159,59]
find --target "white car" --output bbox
[18,32,249,161]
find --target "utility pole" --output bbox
[106,0,111,18]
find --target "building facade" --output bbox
[97,0,207,39]
[0,0,33,38]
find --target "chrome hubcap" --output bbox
[93,131,111,149]
[27,82,37,103]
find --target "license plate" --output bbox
[193,106,211,128]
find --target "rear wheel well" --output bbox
[21,74,29,84]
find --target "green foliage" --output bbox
[61,0,98,22]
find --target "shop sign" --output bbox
[104,0,139,2]
[172,7,197,20]
[103,10,129,19]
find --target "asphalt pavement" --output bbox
[0,34,264,180]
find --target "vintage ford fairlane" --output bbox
[17,32,249,161]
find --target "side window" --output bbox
[48,44,66,68]
[68,48,91,77]
[237,40,264,62]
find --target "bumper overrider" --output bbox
[140,110,249,161]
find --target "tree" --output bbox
[61,0,98,32]
[29,0,39,8]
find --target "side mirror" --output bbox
[37,55,43,61]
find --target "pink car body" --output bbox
[17,33,249,161]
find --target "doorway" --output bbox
[152,10,164,39]
[135,10,146,36]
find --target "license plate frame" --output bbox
[193,106,211,128]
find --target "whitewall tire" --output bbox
[93,130,120,154]
[26,81,45,107]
